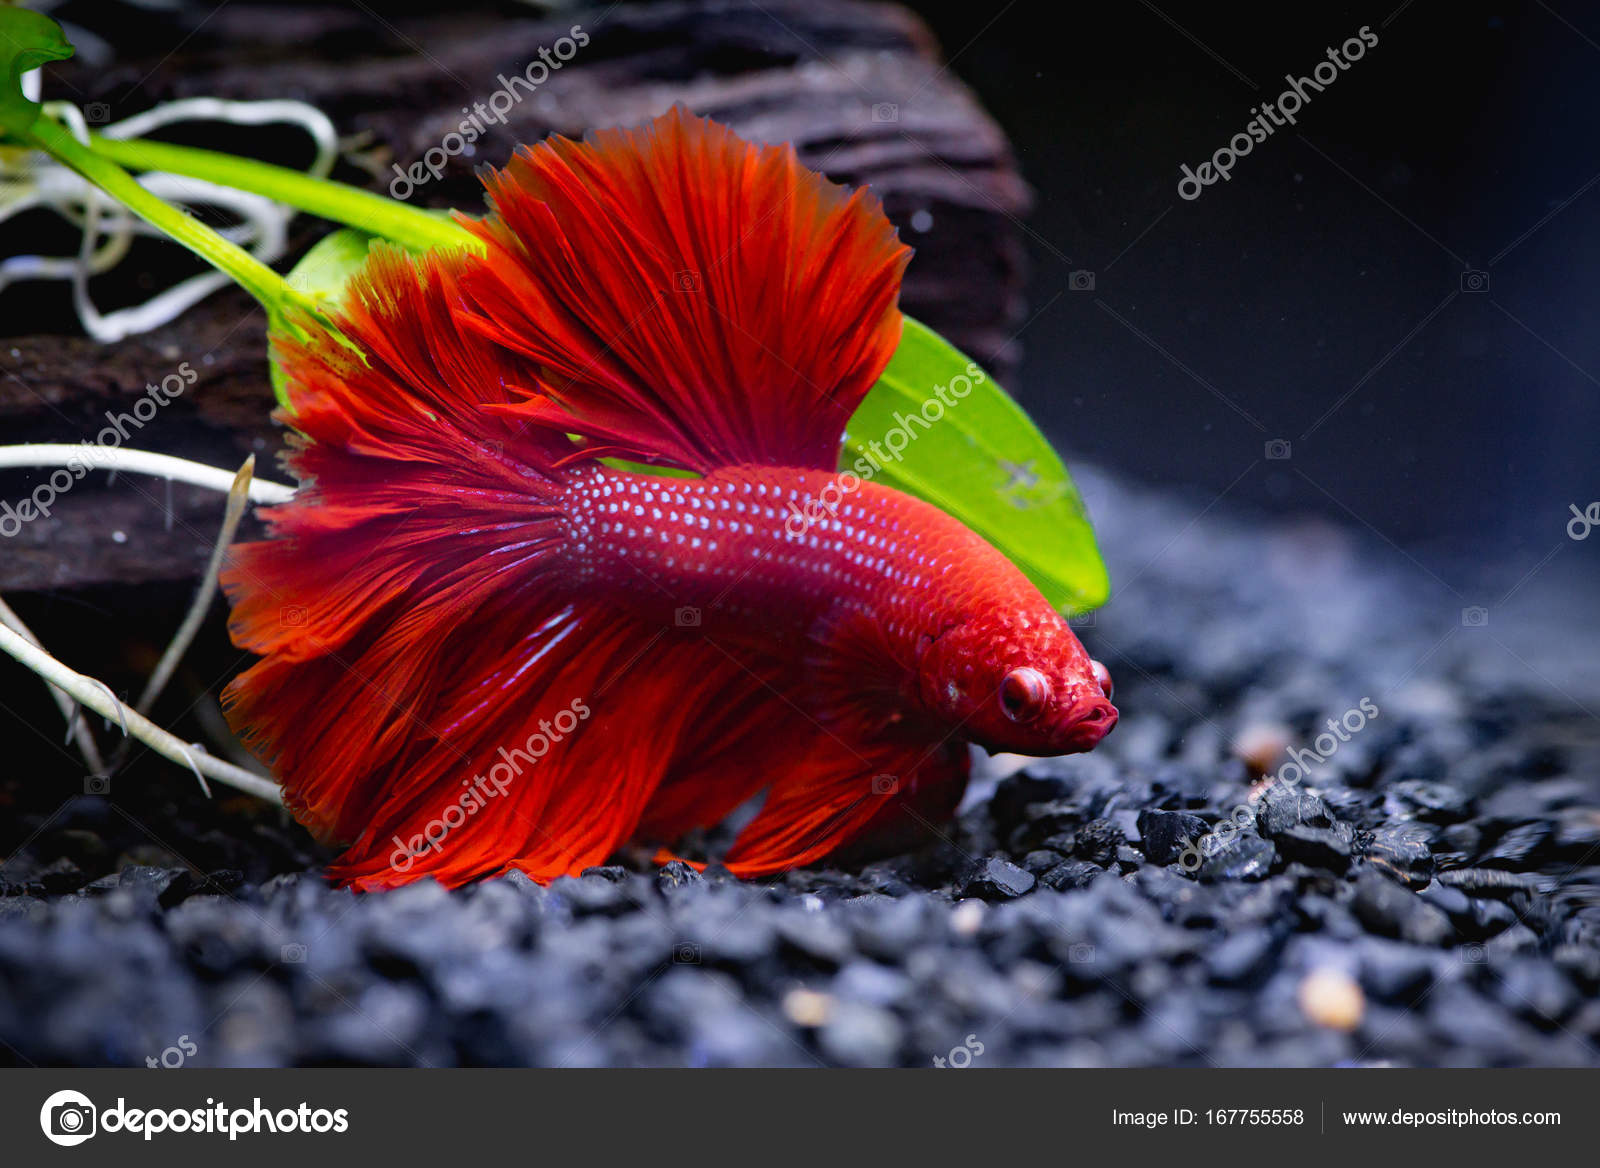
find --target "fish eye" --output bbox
[999,667,1050,722]
[1091,659,1114,700]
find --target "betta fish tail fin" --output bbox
[225,111,925,887]
[460,105,912,473]
[223,245,581,868]
[225,245,803,888]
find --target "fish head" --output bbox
[917,612,1116,756]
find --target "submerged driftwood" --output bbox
[0,0,1030,593]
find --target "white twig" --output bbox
[0,444,294,504]
[66,175,283,344]
[0,620,283,804]
[135,455,256,718]
[0,595,105,774]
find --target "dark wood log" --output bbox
[0,0,1030,594]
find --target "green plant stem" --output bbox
[88,132,482,255]
[28,117,312,317]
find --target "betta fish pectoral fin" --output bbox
[221,107,1112,890]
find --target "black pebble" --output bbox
[1352,868,1454,946]
[1136,809,1210,866]
[1274,824,1355,873]
[960,857,1036,900]
[1038,860,1104,892]
[1363,825,1434,890]
[655,860,704,893]
[1,468,1592,1069]
[1256,784,1334,838]
[1385,780,1473,824]
[1073,819,1124,867]
[1437,868,1547,899]
[1197,832,1277,881]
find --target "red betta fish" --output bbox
[222,108,1116,891]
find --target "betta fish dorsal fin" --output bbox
[461,106,911,473]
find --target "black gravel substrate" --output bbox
[2,469,1597,1067]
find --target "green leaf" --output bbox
[271,228,379,406]
[845,316,1109,614]
[284,226,377,307]
[0,7,74,142]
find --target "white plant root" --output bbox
[1,93,338,342]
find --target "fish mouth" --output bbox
[1061,697,1118,752]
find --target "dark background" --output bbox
[903,0,1598,592]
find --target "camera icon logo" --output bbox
[871,103,899,123]
[1265,438,1292,460]
[674,270,700,292]
[870,773,899,796]
[1068,269,1096,292]
[1067,942,1096,964]
[280,605,308,627]
[673,942,701,964]
[83,102,111,125]
[1461,942,1488,964]
[40,1089,97,1146]
[674,606,701,628]
[1459,269,1490,293]
[280,942,307,963]
[1461,606,1489,627]
[84,774,111,795]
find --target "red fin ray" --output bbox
[322,613,787,889]
[225,244,574,666]
[721,734,970,877]
[461,106,911,472]
[631,631,970,877]
[633,673,807,844]
[316,602,637,889]
[224,245,577,849]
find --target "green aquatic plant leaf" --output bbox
[270,228,380,406]
[0,7,75,141]
[847,317,1109,615]
[284,227,376,307]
